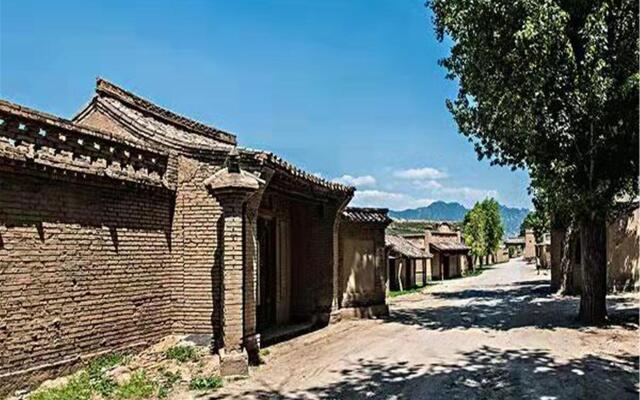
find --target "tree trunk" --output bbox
[578,215,607,324]
[558,223,576,295]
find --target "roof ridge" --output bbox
[95,78,236,145]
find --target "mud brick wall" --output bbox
[172,156,223,335]
[0,172,174,386]
[338,221,387,308]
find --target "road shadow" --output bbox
[388,279,638,331]
[210,346,638,399]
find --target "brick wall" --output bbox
[0,172,174,387]
[172,156,223,336]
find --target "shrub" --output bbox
[165,345,199,363]
[114,370,156,399]
[157,370,182,399]
[189,375,223,391]
[28,373,92,400]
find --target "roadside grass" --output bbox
[165,345,200,363]
[113,371,155,399]
[27,349,222,400]
[189,375,223,391]
[389,286,426,298]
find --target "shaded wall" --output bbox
[338,221,386,307]
[0,173,174,387]
[290,199,337,323]
[607,207,640,291]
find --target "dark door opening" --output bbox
[389,258,398,291]
[443,255,450,279]
[257,217,277,331]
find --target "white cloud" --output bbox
[436,187,499,207]
[414,180,443,190]
[393,167,447,180]
[332,174,377,188]
[351,190,434,210]
[311,172,324,179]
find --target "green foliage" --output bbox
[189,375,223,391]
[28,353,135,400]
[480,198,504,254]
[86,353,126,398]
[113,370,156,399]
[463,203,487,259]
[520,210,550,242]
[428,0,638,220]
[165,345,199,363]
[388,287,425,298]
[463,198,504,259]
[157,370,182,399]
[28,373,92,400]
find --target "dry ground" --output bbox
[213,258,639,399]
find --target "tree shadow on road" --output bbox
[388,279,638,331]
[210,347,638,399]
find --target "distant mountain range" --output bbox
[388,201,530,237]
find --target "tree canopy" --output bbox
[463,198,504,262]
[429,0,638,219]
[428,0,638,323]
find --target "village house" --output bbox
[426,223,472,279]
[535,233,551,269]
[550,201,640,293]
[0,79,392,392]
[523,229,536,261]
[385,234,431,291]
[503,237,526,257]
[335,208,391,319]
[400,232,432,285]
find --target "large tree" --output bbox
[429,0,639,323]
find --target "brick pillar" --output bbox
[204,149,263,376]
[214,194,251,375]
[242,169,272,363]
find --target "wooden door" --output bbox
[257,217,277,330]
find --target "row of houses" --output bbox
[518,205,640,292]
[0,80,394,391]
[386,222,473,290]
[0,80,477,393]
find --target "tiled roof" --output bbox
[386,234,432,258]
[429,241,471,253]
[245,149,354,194]
[342,207,391,224]
[92,78,236,145]
[504,237,526,245]
[90,96,233,152]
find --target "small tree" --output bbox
[463,203,487,266]
[480,198,504,263]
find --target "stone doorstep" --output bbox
[219,348,249,377]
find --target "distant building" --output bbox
[336,208,391,320]
[504,237,526,257]
[425,223,472,279]
[385,234,431,291]
[524,229,536,260]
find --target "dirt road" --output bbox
[213,258,639,399]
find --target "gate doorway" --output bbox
[257,217,276,330]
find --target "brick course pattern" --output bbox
[0,79,355,393]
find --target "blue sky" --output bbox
[0,0,531,210]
